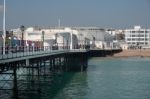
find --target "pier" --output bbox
[0,47,121,99]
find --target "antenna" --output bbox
[58,19,60,28]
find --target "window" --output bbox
[140,42,144,45]
[127,39,131,41]
[28,33,41,36]
[138,35,144,37]
[139,31,144,33]
[132,42,136,44]
[132,35,136,37]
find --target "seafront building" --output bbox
[125,26,150,49]
[3,26,150,51]
[11,27,79,50]
[73,27,115,49]
[11,27,115,50]
[105,29,116,36]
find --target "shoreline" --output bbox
[113,50,150,57]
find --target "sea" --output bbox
[2,57,150,99]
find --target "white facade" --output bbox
[73,27,114,49]
[120,44,128,50]
[12,27,43,47]
[106,29,116,36]
[12,27,79,49]
[125,26,150,48]
[40,28,79,49]
[11,27,115,49]
[55,32,78,49]
[25,27,42,41]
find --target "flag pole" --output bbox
[3,0,6,55]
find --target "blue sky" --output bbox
[0,0,150,29]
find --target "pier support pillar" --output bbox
[51,58,55,72]
[49,59,52,71]
[26,59,29,66]
[12,65,19,99]
[43,60,46,76]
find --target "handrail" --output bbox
[0,46,121,61]
[0,46,69,60]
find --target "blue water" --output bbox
[10,57,150,99]
[42,57,150,99]
[86,57,150,99]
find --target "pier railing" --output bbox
[0,46,121,61]
[0,46,90,61]
[0,46,70,60]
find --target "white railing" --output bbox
[0,46,121,60]
[0,45,89,60]
[0,46,70,60]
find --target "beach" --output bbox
[113,49,150,57]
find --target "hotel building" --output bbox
[125,26,150,48]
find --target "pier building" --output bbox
[73,27,114,49]
[11,27,116,50]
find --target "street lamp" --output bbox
[92,35,96,49]
[20,25,25,47]
[70,30,73,50]
[8,37,11,46]
[55,33,58,46]
[62,35,65,49]
[42,31,45,50]
[2,0,6,55]
[8,37,11,53]
[20,25,25,52]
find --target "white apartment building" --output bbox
[125,26,150,48]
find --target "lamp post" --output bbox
[70,31,73,50]
[8,37,11,46]
[92,35,96,49]
[42,31,45,50]
[62,35,64,49]
[2,0,6,55]
[20,25,25,52]
[20,25,25,47]
[55,33,58,47]
[8,37,11,53]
